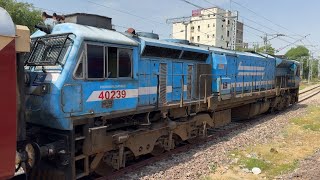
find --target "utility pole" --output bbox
[183,22,188,40]
[308,54,313,84]
[318,57,320,79]
[262,34,285,53]
[300,60,303,79]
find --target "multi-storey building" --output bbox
[172,7,244,49]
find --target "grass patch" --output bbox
[291,106,320,131]
[268,159,299,176]
[201,176,212,180]
[240,157,270,171]
[209,105,320,179]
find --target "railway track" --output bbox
[298,85,320,102]
[95,86,320,180]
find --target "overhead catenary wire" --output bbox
[230,0,319,49]
[86,0,166,26]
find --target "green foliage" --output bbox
[285,46,310,60]
[284,46,318,80]
[256,44,275,55]
[0,0,42,33]
[236,44,275,55]
[240,157,270,171]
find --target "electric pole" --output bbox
[318,58,320,79]
[262,34,285,53]
[308,54,313,84]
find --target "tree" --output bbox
[285,45,309,60]
[0,0,42,33]
[285,46,310,79]
[256,44,275,55]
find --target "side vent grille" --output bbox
[159,63,167,104]
[187,65,193,99]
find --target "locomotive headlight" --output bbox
[41,84,50,94]
[42,85,47,91]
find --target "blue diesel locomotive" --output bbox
[23,16,300,179]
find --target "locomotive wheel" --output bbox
[151,137,166,156]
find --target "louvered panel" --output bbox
[187,65,193,99]
[159,63,167,104]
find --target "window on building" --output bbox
[222,24,224,28]
[191,36,194,41]
[208,24,210,28]
[213,23,215,27]
[197,36,200,42]
[228,20,230,25]
[221,35,224,40]
[198,26,200,31]
[191,26,194,32]
[227,30,230,37]
[212,34,215,38]
[226,42,229,47]
[87,44,104,79]
[207,35,209,38]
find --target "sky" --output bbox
[18,0,320,55]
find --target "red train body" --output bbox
[0,7,30,180]
[0,8,18,179]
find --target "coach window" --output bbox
[87,44,104,79]
[118,48,132,77]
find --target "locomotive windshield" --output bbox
[25,33,73,67]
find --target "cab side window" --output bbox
[87,44,104,79]
[119,48,132,77]
[108,47,118,78]
[75,43,133,80]
[74,51,85,79]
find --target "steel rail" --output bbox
[299,85,320,95]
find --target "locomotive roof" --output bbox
[32,23,139,46]
[139,36,209,54]
[30,23,294,63]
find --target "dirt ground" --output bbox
[279,149,320,180]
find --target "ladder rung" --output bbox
[75,155,86,161]
[76,172,86,179]
[75,136,85,141]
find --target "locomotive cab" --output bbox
[25,23,139,131]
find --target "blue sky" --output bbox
[19,0,320,55]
